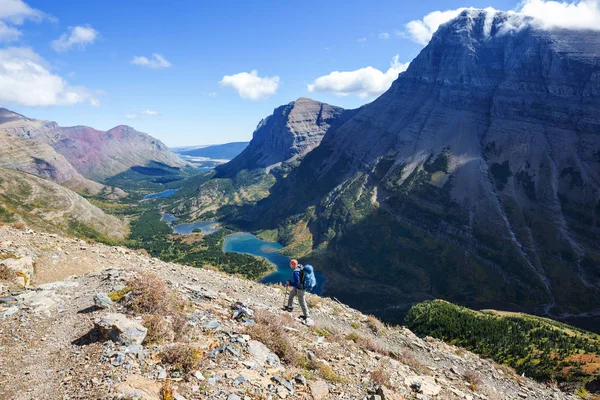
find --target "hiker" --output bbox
[283,259,315,320]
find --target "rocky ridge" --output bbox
[0,225,575,399]
[215,98,355,177]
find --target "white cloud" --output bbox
[307,55,410,98]
[219,70,280,101]
[0,21,21,42]
[0,47,98,107]
[357,37,367,43]
[378,32,390,40]
[0,0,46,24]
[404,8,468,45]
[51,25,98,52]
[403,1,600,45]
[125,109,159,119]
[519,0,600,30]
[131,53,172,68]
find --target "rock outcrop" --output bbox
[215,97,355,177]
[244,10,600,322]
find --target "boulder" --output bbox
[404,376,441,396]
[93,293,113,309]
[309,380,329,400]
[94,313,147,345]
[248,340,280,366]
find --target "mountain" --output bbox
[215,97,355,177]
[175,141,249,160]
[0,108,187,183]
[238,10,600,325]
[0,168,127,240]
[0,224,581,399]
[0,108,105,195]
[171,98,355,220]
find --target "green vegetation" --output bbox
[128,211,273,280]
[405,300,600,386]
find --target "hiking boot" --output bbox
[282,306,293,312]
[299,315,309,320]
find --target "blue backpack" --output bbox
[301,264,317,291]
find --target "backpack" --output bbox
[300,264,317,291]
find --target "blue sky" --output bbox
[0,0,588,146]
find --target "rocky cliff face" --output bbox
[0,168,127,240]
[215,97,355,177]
[246,10,600,322]
[0,108,186,183]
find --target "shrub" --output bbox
[170,311,191,341]
[308,359,339,382]
[11,221,26,230]
[399,350,423,372]
[366,315,385,335]
[125,272,187,315]
[371,359,392,387]
[160,380,174,400]
[160,343,203,373]
[350,321,360,329]
[0,265,16,281]
[143,315,174,345]
[576,387,589,399]
[345,332,387,355]
[246,310,302,366]
[463,370,481,391]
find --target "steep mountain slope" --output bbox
[0,225,580,399]
[171,98,355,220]
[245,10,600,323]
[0,168,127,240]
[215,97,355,177]
[0,109,105,195]
[0,108,186,182]
[52,125,187,181]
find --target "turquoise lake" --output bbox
[161,214,221,235]
[223,232,327,294]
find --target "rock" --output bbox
[308,380,329,400]
[377,386,405,400]
[227,395,241,400]
[94,313,147,345]
[203,319,221,330]
[293,374,307,386]
[233,376,247,385]
[404,376,441,396]
[173,392,188,400]
[248,340,280,366]
[193,371,205,381]
[0,306,18,318]
[93,293,114,309]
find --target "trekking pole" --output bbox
[283,283,289,308]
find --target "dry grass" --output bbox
[306,294,323,309]
[143,315,174,345]
[398,350,424,372]
[371,359,392,387]
[0,265,16,281]
[160,380,174,400]
[308,359,340,382]
[345,332,387,355]
[160,343,203,373]
[246,310,303,366]
[366,315,385,335]
[170,311,192,341]
[11,221,26,230]
[107,286,131,302]
[125,272,187,315]
[463,370,482,391]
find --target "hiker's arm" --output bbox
[292,270,300,287]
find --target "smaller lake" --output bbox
[161,213,221,235]
[143,189,178,200]
[223,232,327,294]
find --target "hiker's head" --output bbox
[290,259,298,269]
